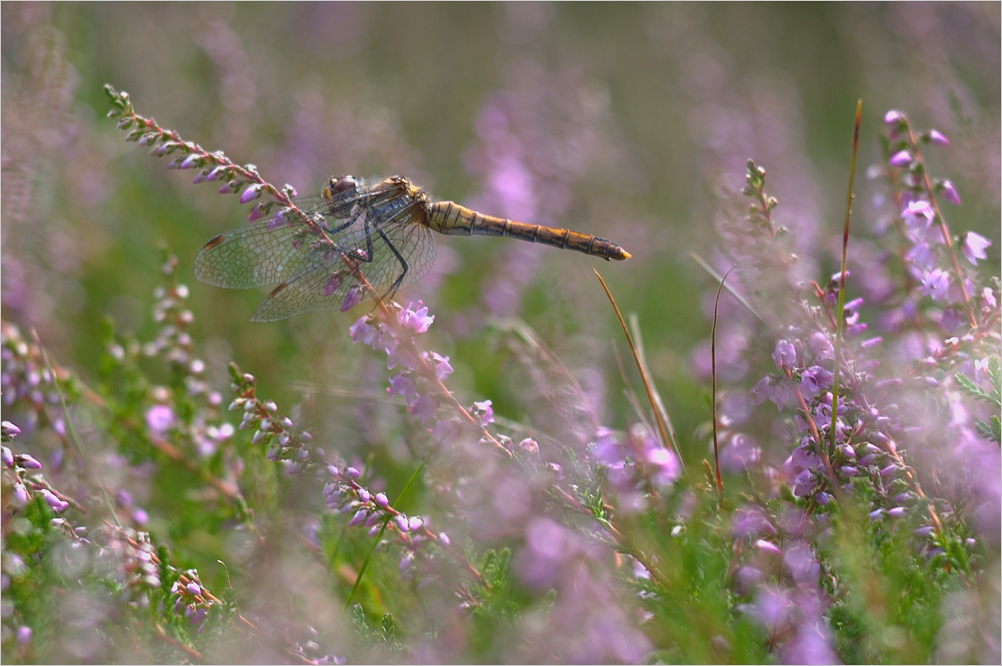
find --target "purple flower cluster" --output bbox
[881,111,990,330]
[1,418,71,514]
[696,113,1000,659]
[228,364,315,472]
[98,525,162,608]
[322,463,451,576]
[1,322,70,445]
[134,256,233,460]
[592,425,680,511]
[170,570,214,633]
[350,301,449,425]
[349,301,511,460]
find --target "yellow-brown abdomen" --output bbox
[427,201,631,261]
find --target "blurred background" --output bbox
[2,1,999,570]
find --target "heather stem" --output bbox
[784,367,845,507]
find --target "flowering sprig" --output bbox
[1,415,244,659]
[226,362,319,473]
[100,254,244,506]
[882,110,986,328]
[349,301,510,457]
[321,464,480,585]
[1,420,74,513]
[105,85,297,223]
[1,321,89,447]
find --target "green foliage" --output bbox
[351,604,410,661]
[955,355,1001,445]
[823,505,964,663]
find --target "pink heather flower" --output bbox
[904,242,937,270]
[888,150,913,167]
[792,469,818,498]
[751,375,793,412]
[349,316,377,346]
[239,184,262,204]
[399,552,414,571]
[340,286,362,313]
[1,446,13,468]
[324,273,341,298]
[772,340,797,370]
[807,332,833,360]
[927,129,949,146]
[754,539,782,556]
[387,372,417,401]
[860,336,883,350]
[205,166,227,181]
[39,489,68,513]
[920,269,950,302]
[267,210,289,231]
[843,297,864,314]
[646,447,680,487]
[799,365,833,399]
[410,394,438,423]
[12,484,29,505]
[247,203,268,223]
[17,454,42,470]
[1,421,20,439]
[939,180,961,205]
[471,400,494,426]
[719,433,762,473]
[427,352,453,380]
[961,232,991,265]
[732,507,777,539]
[902,200,935,232]
[883,110,904,125]
[145,404,175,434]
[398,302,434,334]
[982,287,997,309]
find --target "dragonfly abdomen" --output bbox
[428,201,631,261]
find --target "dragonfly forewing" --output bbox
[193,205,339,289]
[195,185,438,321]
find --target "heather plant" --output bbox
[1,76,998,665]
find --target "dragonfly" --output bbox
[194,175,631,322]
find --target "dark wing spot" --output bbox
[202,235,226,250]
[267,282,289,298]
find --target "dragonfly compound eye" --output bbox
[332,175,357,193]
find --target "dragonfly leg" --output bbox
[376,227,408,304]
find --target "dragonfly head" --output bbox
[324,175,358,198]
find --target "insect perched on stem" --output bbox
[195,175,631,321]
